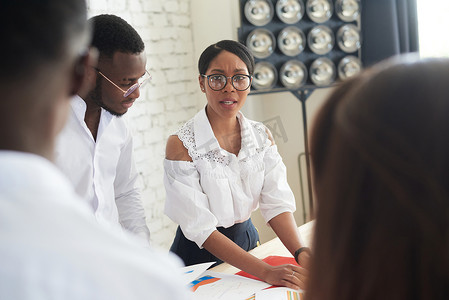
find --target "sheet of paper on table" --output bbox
[183,255,306,300]
[182,262,215,285]
[189,270,271,300]
[255,287,304,300]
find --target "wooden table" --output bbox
[210,220,315,274]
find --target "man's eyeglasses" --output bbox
[201,74,252,91]
[95,68,152,97]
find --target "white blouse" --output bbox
[164,108,295,248]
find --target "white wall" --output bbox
[87,0,331,249]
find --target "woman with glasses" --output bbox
[164,40,310,290]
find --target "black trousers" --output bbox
[170,218,260,267]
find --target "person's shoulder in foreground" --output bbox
[0,0,190,299]
[0,151,189,300]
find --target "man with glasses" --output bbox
[55,14,151,244]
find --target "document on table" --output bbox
[182,257,305,300]
[182,262,215,285]
[189,270,271,300]
[255,287,304,300]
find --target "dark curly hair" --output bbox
[89,14,144,58]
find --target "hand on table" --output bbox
[262,263,308,290]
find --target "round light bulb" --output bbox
[278,26,306,56]
[244,0,274,26]
[246,28,276,59]
[310,57,336,86]
[252,62,278,90]
[308,25,334,55]
[335,0,361,22]
[280,60,308,89]
[336,24,361,53]
[338,55,362,80]
[306,0,333,23]
[276,0,305,24]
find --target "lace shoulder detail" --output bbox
[176,118,196,159]
[176,119,231,166]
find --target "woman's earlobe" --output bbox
[198,74,206,93]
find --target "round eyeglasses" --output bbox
[95,68,152,98]
[201,74,252,91]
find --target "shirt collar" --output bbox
[193,107,221,155]
[70,95,87,121]
[193,107,263,158]
[70,95,114,139]
[238,111,265,159]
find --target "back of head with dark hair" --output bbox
[0,0,88,80]
[198,40,255,75]
[89,14,144,59]
[308,57,449,300]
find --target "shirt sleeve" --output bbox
[259,145,296,223]
[114,133,151,245]
[163,159,218,248]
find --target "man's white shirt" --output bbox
[55,95,150,242]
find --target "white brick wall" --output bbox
[87,0,203,249]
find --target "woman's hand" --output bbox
[203,230,310,290]
[261,264,308,290]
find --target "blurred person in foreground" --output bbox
[0,1,189,299]
[307,56,449,300]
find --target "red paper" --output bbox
[235,255,299,281]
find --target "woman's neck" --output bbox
[206,105,239,137]
[205,105,241,155]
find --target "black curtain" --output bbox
[361,0,419,67]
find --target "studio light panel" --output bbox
[239,0,362,91]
